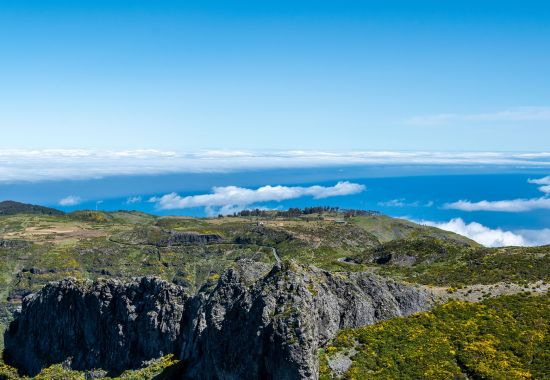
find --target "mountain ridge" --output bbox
[0,201,64,216]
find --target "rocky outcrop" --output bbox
[4,277,187,376]
[112,227,224,247]
[183,263,434,379]
[4,262,435,378]
[162,231,223,246]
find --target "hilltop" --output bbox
[0,201,64,216]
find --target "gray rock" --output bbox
[4,262,435,379]
[161,230,224,246]
[4,276,187,376]
[327,354,353,376]
[182,262,434,379]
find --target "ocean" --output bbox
[1,165,549,247]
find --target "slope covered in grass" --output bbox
[0,202,64,217]
[353,237,550,286]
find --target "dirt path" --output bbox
[270,247,281,263]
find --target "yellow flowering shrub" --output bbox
[320,293,549,379]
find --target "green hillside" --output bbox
[0,207,549,379]
[320,293,549,379]
[0,201,64,216]
[351,237,550,286]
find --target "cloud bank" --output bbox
[150,182,365,215]
[1,149,550,183]
[444,176,550,212]
[419,218,550,247]
[444,198,550,212]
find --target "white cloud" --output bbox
[1,149,550,183]
[444,198,550,212]
[528,176,550,193]
[515,229,550,246]
[58,195,83,206]
[204,204,279,217]
[126,196,142,204]
[528,175,550,185]
[378,198,433,207]
[419,218,540,247]
[444,175,550,212]
[379,199,407,207]
[150,181,365,213]
[407,106,550,126]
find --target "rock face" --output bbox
[4,262,435,379]
[4,277,187,376]
[161,231,224,246]
[183,263,434,379]
[112,227,224,247]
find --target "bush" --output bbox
[320,293,549,379]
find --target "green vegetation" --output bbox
[320,293,550,379]
[350,215,476,245]
[356,237,550,286]
[0,201,64,217]
[1,204,549,378]
[0,354,181,380]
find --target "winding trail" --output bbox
[108,235,282,264]
[269,247,281,264]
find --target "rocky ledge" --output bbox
[4,262,435,379]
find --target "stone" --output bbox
[4,262,435,379]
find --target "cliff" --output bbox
[4,262,435,379]
[4,277,187,376]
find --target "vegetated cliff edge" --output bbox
[4,261,435,379]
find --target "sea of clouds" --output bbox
[1,149,550,183]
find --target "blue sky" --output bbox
[1,0,550,150]
[1,1,550,247]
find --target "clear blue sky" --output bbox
[1,0,550,151]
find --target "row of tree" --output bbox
[228,207,379,218]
